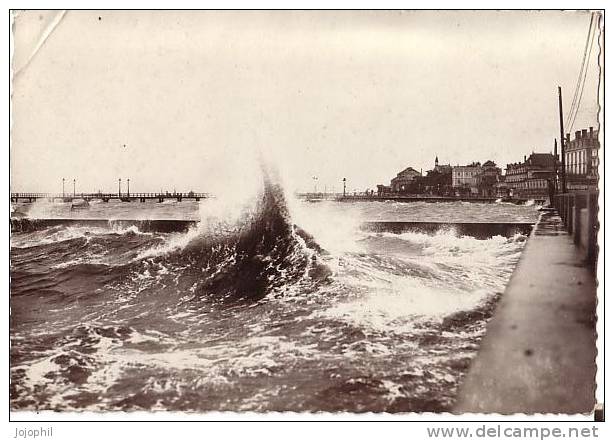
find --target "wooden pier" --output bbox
[10,192,211,203]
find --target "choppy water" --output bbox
[10,189,539,412]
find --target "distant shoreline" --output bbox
[297,194,544,204]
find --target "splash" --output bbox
[192,168,328,300]
[132,165,329,302]
[17,199,69,219]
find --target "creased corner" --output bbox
[13,10,67,78]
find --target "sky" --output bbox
[10,10,602,195]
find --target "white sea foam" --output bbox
[322,277,490,333]
[135,228,200,259]
[288,199,366,254]
[11,223,152,249]
[319,229,525,333]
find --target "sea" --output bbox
[10,184,540,412]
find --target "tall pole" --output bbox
[62,178,65,197]
[118,178,122,197]
[127,178,130,197]
[73,179,75,197]
[553,138,558,192]
[343,178,346,197]
[558,86,567,193]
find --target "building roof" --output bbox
[527,153,556,168]
[483,160,497,167]
[397,166,421,177]
[453,163,482,169]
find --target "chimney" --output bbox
[582,129,587,138]
[575,130,581,140]
[566,133,571,143]
[590,126,594,138]
[524,155,527,162]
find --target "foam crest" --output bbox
[11,223,152,249]
[323,272,491,333]
[321,229,526,333]
[135,228,201,260]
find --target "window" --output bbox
[577,152,580,174]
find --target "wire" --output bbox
[565,13,594,128]
[565,13,595,130]
[569,13,598,132]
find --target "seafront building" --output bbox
[504,153,558,199]
[378,157,501,197]
[433,156,452,174]
[376,184,392,196]
[423,157,453,195]
[374,133,590,201]
[378,157,453,196]
[389,166,422,193]
[564,127,599,191]
[452,162,482,195]
[475,160,502,197]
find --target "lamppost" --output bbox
[118,178,122,197]
[62,178,65,198]
[343,178,346,197]
[73,179,76,197]
[127,178,130,197]
[312,176,318,195]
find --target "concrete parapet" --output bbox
[360,221,534,239]
[552,192,598,270]
[10,218,198,234]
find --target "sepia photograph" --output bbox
[8,7,604,424]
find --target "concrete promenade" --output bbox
[454,211,597,414]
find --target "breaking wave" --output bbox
[10,175,538,412]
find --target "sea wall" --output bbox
[454,210,598,414]
[11,218,535,240]
[360,221,534,239]
[10,218,198,234]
